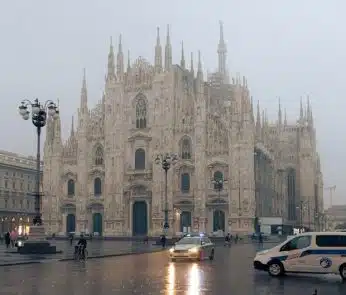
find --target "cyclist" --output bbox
[76,234,87,259]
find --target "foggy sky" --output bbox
[1,0,345,206]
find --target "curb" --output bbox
[0,261,42,267]
[0,248,166,266]
[58,247,165,261]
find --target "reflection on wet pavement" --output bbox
[0,244,346,294]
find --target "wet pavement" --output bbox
[1,243,346,294]
[0,240,161,265]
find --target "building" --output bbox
[0,150,42,234]
[42,23,323,237]
[324,205,346,230]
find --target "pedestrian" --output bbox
[69,233,74,246]
[258,232,263,248]
[161,235,166,248]
[4,231,10,249]
[224,233,231,247]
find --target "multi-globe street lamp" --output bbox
[18,98,59,226]
[155,153,178,234]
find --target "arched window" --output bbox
[181,137,192,160]
[67,179,75,196]
[213,171,223,190]
[94,146,104,166]
[135,148,146,170]
[94,177,102,196]
[136,98,147,129]
[181,173,190,193]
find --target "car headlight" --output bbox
[169,248,175,253]
[188,247,198,253]
[257,249,269,255]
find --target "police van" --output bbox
[253,231,346,280]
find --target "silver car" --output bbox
[169,235,215,261]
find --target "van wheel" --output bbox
[339,264,346,280]
[209,249,215,260]
[268,261,284,277]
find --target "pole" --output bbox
[34,126,42,225]
[218,184,221,230]
[164,167,168,232]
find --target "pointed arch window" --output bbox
[94,146,104,166]
[213,171,224,190]
[67,179,75,196]
[181,173,190,193]
[94,177,102,196]
[136,98,147,129]
[181,137,192,160]
[135,148,146,170]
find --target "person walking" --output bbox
[4,232,10,249]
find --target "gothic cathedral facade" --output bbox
[42,23,323,237]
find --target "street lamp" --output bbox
[155,153,178,234]
[18,98,59,226]
[211,176,227,231]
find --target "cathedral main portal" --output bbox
[132,201,148,236]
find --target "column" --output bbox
[146,200,150,235]
[62,213,67,234]
[129,200,133,236]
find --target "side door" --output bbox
[279,235,312,272]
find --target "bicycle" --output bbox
[74,245,88,261]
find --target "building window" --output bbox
[135,98,147,129]
[4,180,8,189]
[181,173,190,193]
[181,137,192,160]
[12,200,15,208]
[20,200,23,209]
[4,200,8,208]
[67,179,75,196]
[12,182,15,189]
[94,145,104,166]
[135,148,146,170]
[27,183,30,191]
[20,182,24,191]
[94,177,102,196]
[213,171,223,190]
[26,200,30,209]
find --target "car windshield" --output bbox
[176,237,201,245]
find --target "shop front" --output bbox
[0,213,34,235]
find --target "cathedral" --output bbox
[42,22,324,237]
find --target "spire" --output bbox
[70,116,74,137]
[180,41,185,69]
[107,37,116,80]
[80,68,88,112]
[300,96,304,121]
[217,21,227,78]
[190,52,194,76]
[197,50,203,81]
[127,50,131,73]
[116,34,124,80]
[278,97,282,126]
[164,24,172,72]
[307,95,313,125]
[154,27,162,74]
[284,108,287,126]
[256,100,261,140]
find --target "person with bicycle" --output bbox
[75,234,87,259]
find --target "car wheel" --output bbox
[339,264,346,280]
[209,249,215,261]
[268,261,284,277]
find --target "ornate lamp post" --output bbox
[155,153,178,234]
[18,98,59,226]
[211,177,227,231]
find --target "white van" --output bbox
[253,231,346,280]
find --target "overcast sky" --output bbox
[0,0,345,206]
